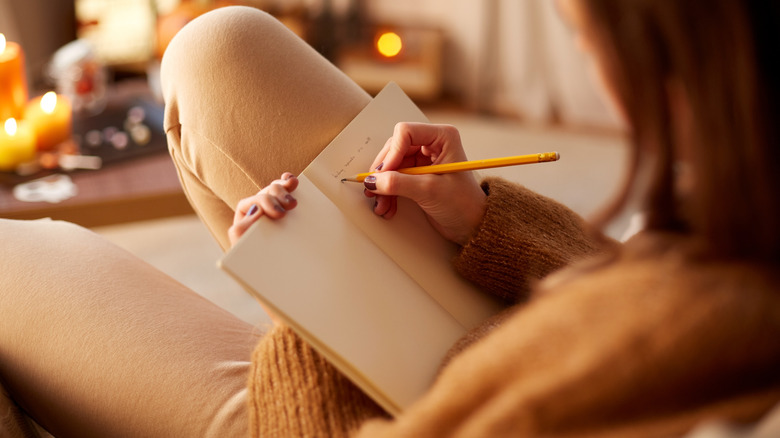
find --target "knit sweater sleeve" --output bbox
[453,177,613,303]
[248,324,387,438]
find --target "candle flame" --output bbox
[0,34,6,53]
[41,92,58,114]
[4,118,17,136]
[377,32,403,58]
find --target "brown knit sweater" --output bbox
[248,177,780,437]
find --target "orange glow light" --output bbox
[5,118,17,136]
[41,91,58,114]
[376,32,402,58]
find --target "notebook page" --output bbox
[304,82,502,329]
[219,175,467,414]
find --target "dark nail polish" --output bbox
[247,204,259,217]
[285,174,296,180]
[285,194,296,203]
[273,200,286,213]
[375,162,384,171]
[364,175,377,191]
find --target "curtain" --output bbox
[479,0,621,128]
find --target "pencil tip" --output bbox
[340,178,346,183]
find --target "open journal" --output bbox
[218,82,503,416]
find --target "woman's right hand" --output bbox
[228,172,299,247]
[363,122,487,246]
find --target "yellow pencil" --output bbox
[340,151,560,183]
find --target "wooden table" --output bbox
[0,151,193,228]
[0,78,196,227]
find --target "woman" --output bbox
[224,0,780,436]
[0,1,777,437]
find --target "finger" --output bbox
[265,172,298,188]
[365,170,440,206]
[372,194,393,217]
[266,184,298,211]
[370,123,454,175]
[228,203,262,244]
[279,173,299,192]
[369,137,394,172]
[401,123,461,150]
[265,174,299,193]
[234,195,262,223]
[257,193,288,219]
[384,196,398,220]
[385,123,462,169]
[377,122,431,172]
[383,122,417,170]
[401,154,431,169]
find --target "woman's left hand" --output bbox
[228,172,299,246]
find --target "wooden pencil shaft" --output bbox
[341,152,560,183]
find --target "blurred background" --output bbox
[1,0,621,126]
[0,0,629,327]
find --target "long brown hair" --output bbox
[582,0,779,261]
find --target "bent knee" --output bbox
[166,7,284,56]
[160,6,313,140]
[160,6,292,97]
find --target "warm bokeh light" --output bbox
[5,118,17,136]
[376,31,403,58]
[41,92,58,114]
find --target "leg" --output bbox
[161,6,371,250]
[0,219,260,437]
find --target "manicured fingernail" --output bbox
[285,174,296,180]
[364,175,377,191]
[285,194,296,203]
[247,204,259,217]
[375,162,384,171]
[273,200,286,213]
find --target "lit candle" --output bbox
[376,31,403,58]
[25,91,73,151]
[0,34,29,121]
[0,118,36,171]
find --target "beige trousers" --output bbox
[0,7,369,437]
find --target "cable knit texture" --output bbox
[247,178,780,438]
[248,326,387,437]
[454,177,614,302]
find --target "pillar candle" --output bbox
[0,118,36,171]
[25,92,73,151]
[0,34,29,121]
